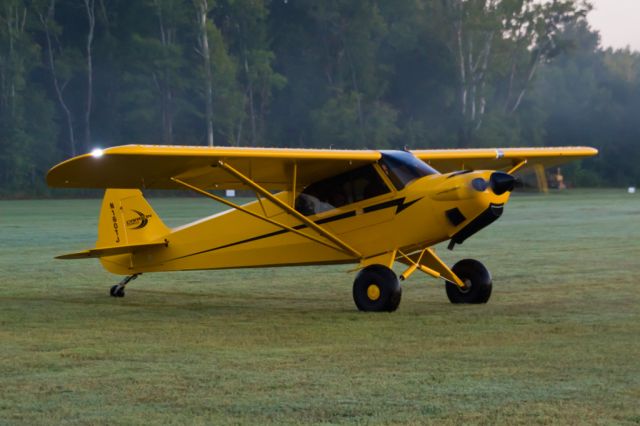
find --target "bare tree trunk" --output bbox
[235,117,243,147]
[2,5,27,119]
[509,54,540,113]
[446,0,501,145]
[341,37,364,131]
[98,0,110,27]
[473,32,492,131]
[259,80,269,146]
[245,56,257,146]
[195,0,214,146]
[504,61,517,113]
[84,0,95,150]
[452,10,494,145]
[166,85,173,144]
[153,0,174,145]
[456,22,467,118]
[38,0,76,156]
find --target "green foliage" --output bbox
[533,21,640,185]
[310,91,399,149]
[216,0,286,146]
[0,0,639,194]
[0,0,56,193]
[206,24,245,145]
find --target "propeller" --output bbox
[489,171,516,195]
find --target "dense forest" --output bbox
[0,0,638,195]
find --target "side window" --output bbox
[295,165,390,216]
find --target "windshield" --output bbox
[379,151,439,190]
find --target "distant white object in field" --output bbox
[629,187,636,194]
[225,189,236,197]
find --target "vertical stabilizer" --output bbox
[97,189,169,247]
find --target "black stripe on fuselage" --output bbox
[167,196,420,261]
[363,198,402,213]
[363,197,422,214]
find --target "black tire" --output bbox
[353,265,402,312]
[110,285,125,298]
[445,259,492,304]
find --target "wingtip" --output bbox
[47,152,93,188]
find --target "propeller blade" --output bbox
[490,172,516,195]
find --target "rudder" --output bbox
[97,189,169,247]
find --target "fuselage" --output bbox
[100,153,511,275]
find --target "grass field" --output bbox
[1,190,639,424]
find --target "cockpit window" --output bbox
[379,151,439,190]
[295,164,390,216]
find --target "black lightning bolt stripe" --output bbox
[315,210,356,224]
[363,197,422,214]
[167,197,421,261]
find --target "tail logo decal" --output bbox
[126,209,152,229]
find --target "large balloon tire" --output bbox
[445,259,492,304]
[353,264,402,312]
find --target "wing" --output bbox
[410,147,598,174]
[47,145,381,190]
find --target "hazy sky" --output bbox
[588,0,640,51]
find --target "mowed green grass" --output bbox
[1,190,638,425]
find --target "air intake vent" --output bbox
[445,208,466,226]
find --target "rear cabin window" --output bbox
[379,151,439,190]
[295,165,390,216]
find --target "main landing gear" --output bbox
[352,265,402,312]
[109,274,140,298]
[352,257,492,311]
[445,259,492,304]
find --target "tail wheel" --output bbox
[110,284,125,298]
[353,265,402,312]
[445,259,492,304]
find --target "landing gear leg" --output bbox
[445,259,492,304]
[109,274,140,298]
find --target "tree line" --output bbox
[0,0,638,195]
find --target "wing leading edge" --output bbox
[411,146,598,174]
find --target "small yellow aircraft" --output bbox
[47,145,597,311]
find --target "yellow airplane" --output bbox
[47,145,597,311]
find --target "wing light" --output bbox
[91,148,104,158]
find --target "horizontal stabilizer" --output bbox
[56,241,168,260]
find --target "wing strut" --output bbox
[507,159,527,174]
[170,177,355,257]
[289,161,297,207]
[216,160,362,258]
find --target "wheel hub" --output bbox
[367,284,381,301]
[459,279,472,294]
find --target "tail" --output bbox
[55,189,170,274]
[97,188,169,247]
